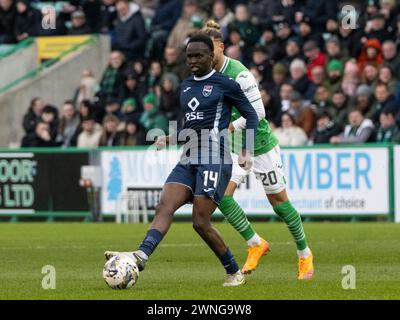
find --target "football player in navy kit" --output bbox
[105,34,258,286]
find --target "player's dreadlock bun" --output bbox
[205,20,221,31]
[202,20,224,41]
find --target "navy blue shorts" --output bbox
[165,162,232,205]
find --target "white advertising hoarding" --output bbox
[101,147,390,216]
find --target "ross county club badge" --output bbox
[202,85,213,97]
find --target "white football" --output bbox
[103,254,139,289]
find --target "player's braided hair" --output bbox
[201,20,224,42]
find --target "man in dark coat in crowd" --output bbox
[112,0,147,62]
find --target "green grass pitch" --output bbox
[0,222,399,300]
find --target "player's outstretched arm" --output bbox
[230,71,265,132]
[224,78,258,169]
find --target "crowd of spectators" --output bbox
[9,0,400,148]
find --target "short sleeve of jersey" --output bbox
[222,76,252,108]
[234,71,261,104]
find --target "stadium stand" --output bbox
[0,0,399,148]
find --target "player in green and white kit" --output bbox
[202,21,314,279]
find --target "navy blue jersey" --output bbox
[178,70,258,164]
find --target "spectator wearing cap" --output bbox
[376,107,400,143]
[289,59,314,100]
[14,0,41,41]
[77,115,103,148]
[364,13,393,42]
[313,110,342,144]
[113,0,147,62]
[100,114,124,146]
[121,98,140,123]
[297,15,324,49]
[275,20,294,61]
[355,84,376,118]
[167,0,207,54]
[280,36,303,69]
[68,10,91,35]
[331,89,351,126]
[365,0,379,16]
[326,36,348,65]
[330,109,376,144]
[139,93,169,136]
[382,40,400,79]
[149,0,182,60]
[287,91,316,137]
[162,46,190,81]
[303,40,326,80]
[273,112,308,147]
[0,0,16,44]
[325,59,344,93]
[358,39,384,72]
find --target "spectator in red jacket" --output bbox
[303,40,326,80]
[358,39,383,73]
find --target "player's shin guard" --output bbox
[273,201,308,251]
[218,248,239,274]
[219,195,256,241]
[138,229,164,258]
